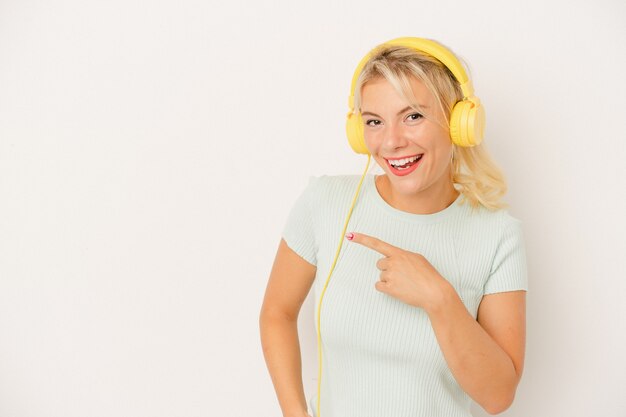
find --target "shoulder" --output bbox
[456,199,525,248]
[454,202,527,288]
[310,174,362,189]
[305,174,363,199]
[297,175,365,224]
[459,197,523,230]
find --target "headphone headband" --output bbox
[345,37,485,151]
[348,37,474,111]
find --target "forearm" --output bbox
[259,313,309,417]
[426,282,521,414]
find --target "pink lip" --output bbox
[384,153,422,161]
[386,154,423,177]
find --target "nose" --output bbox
[382,122,409,151]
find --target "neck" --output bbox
[375,175,459,215]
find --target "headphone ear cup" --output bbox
[346,112,370,154]
[469,102,485,146]
[449,99,485,147]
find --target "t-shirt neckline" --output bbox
[366,174,463,223]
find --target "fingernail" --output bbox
[345,232,354,241]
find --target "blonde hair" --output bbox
[353,43,508,211]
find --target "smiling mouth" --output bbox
[386,154,423,169]
[383,154,424,177]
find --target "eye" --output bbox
[406,113,423,122]
[365,119,381,127]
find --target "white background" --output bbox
[1,0,625,416]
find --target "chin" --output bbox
[386,175,428,195]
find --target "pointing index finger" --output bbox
[346,232,397,257]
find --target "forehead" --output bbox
[360,76,435,109]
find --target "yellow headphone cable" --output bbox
[315,154,371,417]
[313,36,481,417]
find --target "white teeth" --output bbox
[388,155,421,167]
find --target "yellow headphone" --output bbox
[345,37,485,152]
[315,38,483,417]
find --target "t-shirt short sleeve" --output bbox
[483,219,529,295]
[281,176,319,266]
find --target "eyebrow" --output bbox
[361,105,428,118]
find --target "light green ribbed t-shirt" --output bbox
[281,174,528,417]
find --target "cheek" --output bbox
[363,131,380,153]
[430,148,454,173]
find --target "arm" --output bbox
[346,231,526,415]
[259,238,316,417]
[426,287,526,414]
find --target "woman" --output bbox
[259,37,528,417]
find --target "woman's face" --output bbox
[360,76,455,202]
